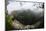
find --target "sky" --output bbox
[7,0,44,15]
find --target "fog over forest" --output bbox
[6,0,44,30]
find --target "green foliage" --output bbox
[6,15,13,30]
[5,10,13,30]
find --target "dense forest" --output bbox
[6,9,44,30]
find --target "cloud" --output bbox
[7,0,43,15]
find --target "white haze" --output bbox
[7,0,44,15]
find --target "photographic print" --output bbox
[5,0,44,31]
